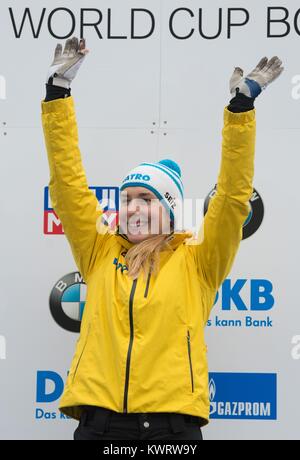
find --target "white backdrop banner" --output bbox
[0,0,299,440]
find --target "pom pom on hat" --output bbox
[158,159,181,178]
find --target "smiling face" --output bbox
[119,187,172,244]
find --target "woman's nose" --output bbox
[127,200,139,215]
[127,198,147,215]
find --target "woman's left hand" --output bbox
[229,56,284,98]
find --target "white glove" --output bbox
[46,36,89,89]
[229,56,284,98]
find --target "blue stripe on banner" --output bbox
[140,163,184,198]
[119,182,174,221]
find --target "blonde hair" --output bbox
[125,233,174,280]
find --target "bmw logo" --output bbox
[49,272,86,333]
[204,186,264,240]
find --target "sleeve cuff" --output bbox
[41,95,75,116]
[224,106,256,124]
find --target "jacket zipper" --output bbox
[123,278,138,413]
[187,330,194,393]
[144,272,151,298]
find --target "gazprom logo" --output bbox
[209,373,277,420]
[122,173,151,183]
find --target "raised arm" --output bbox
[188,56,284,295]
[41,37,110,282]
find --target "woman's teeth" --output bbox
[128,220,147,228]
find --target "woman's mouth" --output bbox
[127,218,148,232]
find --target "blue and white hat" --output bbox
[120,159,184,222]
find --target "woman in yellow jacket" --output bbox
[41,37,283,440]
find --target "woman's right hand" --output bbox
[46,36,89,89]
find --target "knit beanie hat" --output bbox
[120,159,184,222]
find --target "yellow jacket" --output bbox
[41,96,255,426]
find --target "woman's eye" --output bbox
[120,197,152,205]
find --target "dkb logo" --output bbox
[36,371,65,403]
[214,279,275,311]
